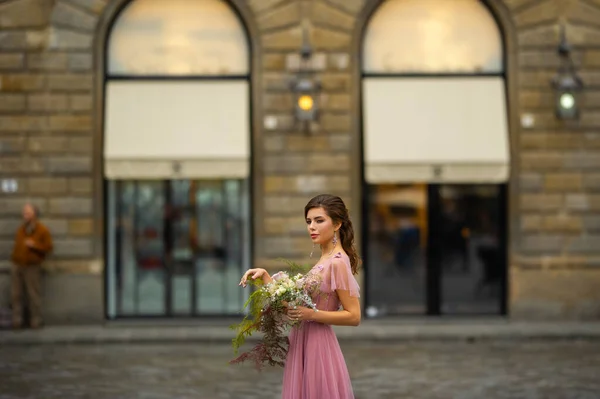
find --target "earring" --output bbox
[310,243,316,258]
[328,231,338,255]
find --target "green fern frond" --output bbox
[230,257,317,369]
[230,278,271,354]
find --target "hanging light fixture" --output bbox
[290,19,321,132]
[551,24,584,120]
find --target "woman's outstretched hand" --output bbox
[239,268,272,287]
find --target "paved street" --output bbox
[1,341,599,399]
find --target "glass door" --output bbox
[365,184,428,316]
[193,180,247,315]
[106,179,249,318]
[430,184,507,315]
[364,183,507,316]
[118,181,167,316]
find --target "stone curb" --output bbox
[2,322,600,345]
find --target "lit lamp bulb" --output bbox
[559,92,575,110]
[298,95,314,111]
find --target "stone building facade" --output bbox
[0,0,599,323]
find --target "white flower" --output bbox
[272,272,287,282]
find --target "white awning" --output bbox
[363,77,510,183]
[104,80,249,179]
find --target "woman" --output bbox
[239,194,361,399]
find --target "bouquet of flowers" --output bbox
[229,260,321,370]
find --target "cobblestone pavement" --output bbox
[1,341,599,399]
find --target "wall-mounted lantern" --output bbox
[290,21,321,132]
[552,24,584,120]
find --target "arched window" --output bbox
[107,0,248,76]
[104,0,251,318]
[361,0,509,316]
[363,0,502,74]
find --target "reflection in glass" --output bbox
[366,183,505,315]
[438,185,503,314]
[118,181,166,315]
[366,184,428,315]
[110,179,248,317]
[362,0,503,74]
[107,0,249,76]
[196,181,225,314]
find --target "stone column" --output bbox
[248,0,364,269]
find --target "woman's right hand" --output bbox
[239,268,272,288]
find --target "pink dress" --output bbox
[281,252,360,399]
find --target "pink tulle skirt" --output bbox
[281,321,354,399]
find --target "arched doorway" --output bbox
[103,0,252,318]
[361,0,509,316]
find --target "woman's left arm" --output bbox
[309,290,361,326]
[287,258,361,326]
[290,291,361,326]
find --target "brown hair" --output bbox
[304,194,361,275]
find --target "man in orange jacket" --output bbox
[11,203,53,329]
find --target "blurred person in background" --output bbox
[10,203,53,329]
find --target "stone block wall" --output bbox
[0,0,599,321]
[251,0,360,264]
[506,0,600,319]
[0,0,99,280]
